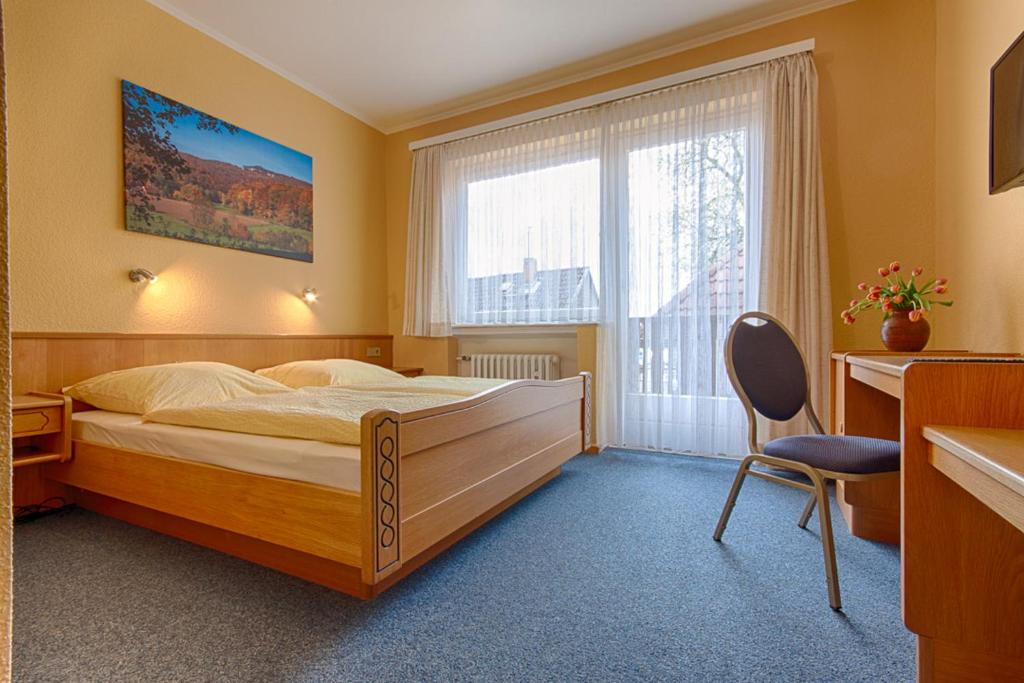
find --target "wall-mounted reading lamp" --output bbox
[128,268,158,284]
[301,287,319,304]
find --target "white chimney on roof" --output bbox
[523,257,538,284]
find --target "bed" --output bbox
[12,332,594,598]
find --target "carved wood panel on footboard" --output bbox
[360,373,590,586]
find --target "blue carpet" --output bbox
[13,450,914,682]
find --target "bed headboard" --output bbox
[11,332,394,395]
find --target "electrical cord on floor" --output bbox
[14,498,75,524]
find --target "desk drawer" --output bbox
[13,407,62,436]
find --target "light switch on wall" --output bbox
[366,346,382,358]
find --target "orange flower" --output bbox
[893,294,905,304]
[857,281,868,291]
[889,261,901,272]
[878,267,890,277]
[882,301,894,312]
[934,285,948,294]
[935,277,948,285]
[909,310,923,322]
[890,284,900,294]
[867,291,881,301]
[912,267,923,277]
[849,299,859,308]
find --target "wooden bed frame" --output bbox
[12,332,593,598]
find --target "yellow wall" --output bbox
[7,0,948,351]
[385,0,938,373]
[934,0,1024,351]
[6,0,387,334]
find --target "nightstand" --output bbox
[12,392,72,509]
[391,366,424,378]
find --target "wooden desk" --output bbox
[833,352,1024,681]
[924,426,1024,534]
[830,352,953,544]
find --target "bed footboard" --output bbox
[360,372,591,588]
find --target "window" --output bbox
[626,129,749,399]
[448,131,602,325]
[407,54,823,456]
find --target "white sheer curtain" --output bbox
[405,114,603,333]
[442,113,604,326]
[404,52,829,457]
[598,66,765,455]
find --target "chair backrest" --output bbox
[725,312,823,450]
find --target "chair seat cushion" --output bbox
[763,435,900,474]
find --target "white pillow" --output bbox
[255,359,404,388]
[64,361,291,414]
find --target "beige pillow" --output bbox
[255,359,404,388]
[64,361,291,414]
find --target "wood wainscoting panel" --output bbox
[12,332,393,394]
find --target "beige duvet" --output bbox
[340,375,507,397]
[144,387,459,446]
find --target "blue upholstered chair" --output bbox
[712,312,900,610]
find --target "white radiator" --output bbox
[465,354,560,380]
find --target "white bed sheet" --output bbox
[72,410,361,491]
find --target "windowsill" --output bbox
[453,323,597,337]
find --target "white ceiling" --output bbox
[149,0,843,132]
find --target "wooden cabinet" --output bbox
[829,352,905,544]
[12,392,72,509]
[391,366,424,378]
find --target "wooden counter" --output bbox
[924,426,1024,534]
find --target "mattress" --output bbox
[72,410,362,491]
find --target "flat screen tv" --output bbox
[991,29,1024,194]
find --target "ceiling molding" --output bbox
[408,39,814,150]
[148,0,854,136]
[145,0,385,131]
[383,0,854,134]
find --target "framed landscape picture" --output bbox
[122,80,313,262]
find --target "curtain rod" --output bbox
[408,38,814,151]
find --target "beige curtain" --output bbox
[759,53,832,439]
[0,2,13,677]
[403,145,452,337]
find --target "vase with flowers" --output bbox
[841,261,953,352]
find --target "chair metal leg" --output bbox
[713,456,755,541]
[798,492,816,528]
[809,473,842,610]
